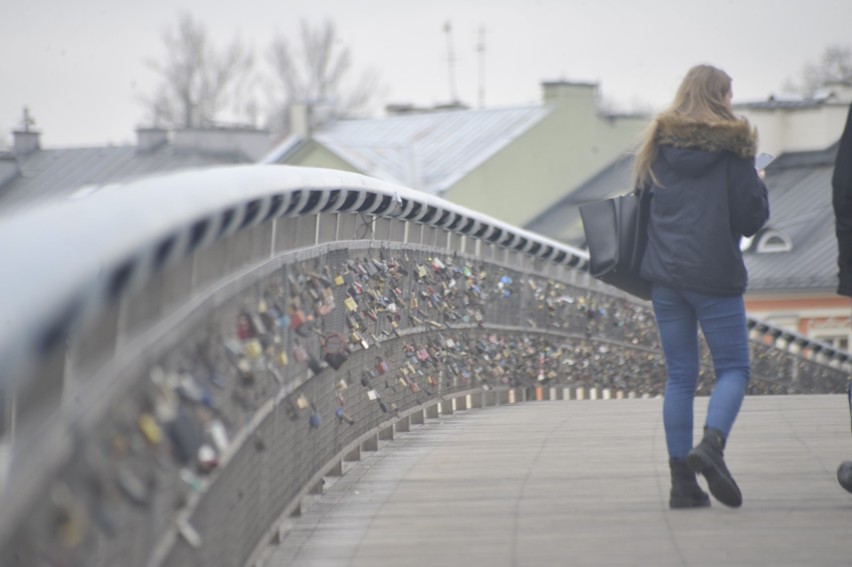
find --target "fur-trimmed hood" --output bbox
[656,113,758,159]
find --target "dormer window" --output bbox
[756,229,792,253]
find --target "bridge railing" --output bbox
[0,165,846,567]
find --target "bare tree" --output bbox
[265,19,379,133]
[787,45,852,97]
[142,13,256,128]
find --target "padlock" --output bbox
[251,312,269,336]
[335,407,355,425]
[208,419,229,454]
[344,296,358,312]
[244,338,263,359]
[290,307,308,330]
[293,345,309,363]
[365,260,378,278]
[375,358,389,375]
[276,350,289,366]
[138,412,162,445]
[309,412,322,429]
[51,483,86,549]
[307,356,323,375]
[197,444,218,474]
[236,313,256,341]
[325,351,348,370]
[167,407,203,465]
[317,301,334,317]
[236,357,255,385]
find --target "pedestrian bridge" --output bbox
[0,166,848,566]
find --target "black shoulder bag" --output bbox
[579,188,652,300]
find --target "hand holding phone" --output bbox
[755,152,775,170]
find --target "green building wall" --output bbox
[443,82,648,226]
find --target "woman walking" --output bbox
[633,65,769,508]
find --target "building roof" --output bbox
[526,143,842,294]
[265,105,554,195]
[734,88,852,111]
[0,144,250,214]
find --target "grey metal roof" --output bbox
[733,92,845,111]
[0,145,249,214]
[272,105,554,195]
[526,143,842,294]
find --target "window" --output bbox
[756,230,792,253]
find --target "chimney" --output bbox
[289,103,311,138]
[136,127,169,153]
[541,80,599,112]
[12,130,39,156]
[12,107,40,156]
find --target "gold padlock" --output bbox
[138,412,162,445]
[244,338,263,359]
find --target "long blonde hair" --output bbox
[632,65,738,189]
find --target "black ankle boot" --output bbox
[669,458,710,509]
[686,428,742,508]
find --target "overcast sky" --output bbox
[2,0,851,148]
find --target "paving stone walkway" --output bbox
[261,395,852,567]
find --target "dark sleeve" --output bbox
[834,104,852,203]
[728,156,769,237]
[832,103,852,295]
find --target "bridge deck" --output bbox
[260,395,852,567]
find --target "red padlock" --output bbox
[236,313,256,341]
[375,357,389,375]
[290,307,307,330]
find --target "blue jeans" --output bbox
[651,284,751,460]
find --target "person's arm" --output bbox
[832,104,852,296]
[728,157,769,238]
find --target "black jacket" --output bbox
[639,114,769,296]
[832,103,852,297]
